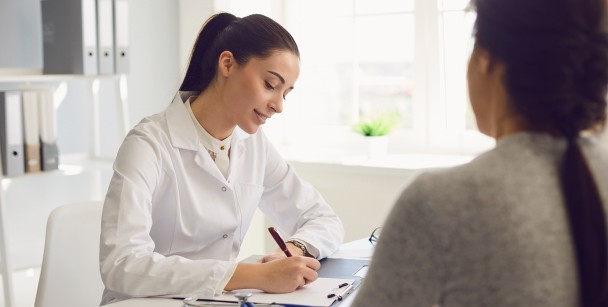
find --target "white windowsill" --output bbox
[277,145,475,170]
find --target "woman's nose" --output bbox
[268,97,283,114]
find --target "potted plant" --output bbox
[353,112,398,159]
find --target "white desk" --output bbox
[106,239,373,307]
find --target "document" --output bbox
[97,0,115,74]
[113,0,130,73]
[38,90,59,171]
[318,258,369,280]
[215,277,356,307]
[230,256,365,305]
[21,91,41,173]
[41,0,98,74]
[0,91,25,176]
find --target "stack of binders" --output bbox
[0,89,59,177]
[41,0,130,75]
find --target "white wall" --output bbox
[237,162,422,258]
[288,162,419,243]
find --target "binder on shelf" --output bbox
[97,0,115,74]
[22,91,41,173]
[0,91,25,177]
[113,0,130,74]
[41,0,99,75]
[38,90,59,171]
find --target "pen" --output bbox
[268,227,292,257]
[336,284,353,301]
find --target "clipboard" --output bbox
[232,256,368,306]
[176,277,356,307]
[317,258,369,280]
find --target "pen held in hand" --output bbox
[268,227,293,257]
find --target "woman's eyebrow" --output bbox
[267,70,285,84]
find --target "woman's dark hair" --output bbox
[471,0,608,305]
[179,12,299,93]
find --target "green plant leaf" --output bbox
[353,112,399,136]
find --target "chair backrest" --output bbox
[34,201,104,307]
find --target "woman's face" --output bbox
[221,50,300,134]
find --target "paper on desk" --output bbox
[217,277,355,307]
[328,248,374,259]
[328,238,375,260]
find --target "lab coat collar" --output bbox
[165,91,250,181]
[166,92,200,151]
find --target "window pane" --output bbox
[284,1,356,125]
[355,14,415,128]
[438,11,476,130]
[438,0,471,11]
[355,0,414,14]
[285,0,354,17]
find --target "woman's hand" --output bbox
[258,256,321,292]
[226,256,321,293]
[260,242,305,263]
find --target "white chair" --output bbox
[34,201,105,307]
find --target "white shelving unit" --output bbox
[0,72,129,307]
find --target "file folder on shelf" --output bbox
[22,91,41,173]
[38,90,59,171]
[113,0,130,73]
[97,0,115,74]
[0,91,25,177]
[41,0,98,75]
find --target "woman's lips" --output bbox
[255,109,270,124]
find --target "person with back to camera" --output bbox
[98,12,344,305]
[352,0,608,306]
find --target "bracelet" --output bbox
[286,240,313,257]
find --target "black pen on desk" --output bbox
[336,284,353,301]
[268,227,293,257]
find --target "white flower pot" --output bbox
[365,135,389,159]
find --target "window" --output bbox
[267,0,493,155]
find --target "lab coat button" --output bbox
[221,186,227,192]
[222,234,228,239]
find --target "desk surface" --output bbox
[106,239,372,307]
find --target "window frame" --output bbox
[269,0,493,156]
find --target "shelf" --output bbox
[1,155,113,182]
[0,68,120,83]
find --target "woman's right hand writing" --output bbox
[226,257,321,293]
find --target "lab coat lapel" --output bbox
[193,148,226,183]
[226,128,248,182]
[166,92,227,183]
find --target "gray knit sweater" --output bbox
[352,132,608,307]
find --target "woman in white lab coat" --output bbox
[99,12,344,305]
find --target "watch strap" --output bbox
[286,239,313,258]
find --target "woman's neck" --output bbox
[189,88,235,141]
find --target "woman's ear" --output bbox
[217,51,235,77]
[473,46,500,76]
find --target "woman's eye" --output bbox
[265,81,275,90]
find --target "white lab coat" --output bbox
[99,92,344,305]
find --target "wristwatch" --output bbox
[286,239,313,258]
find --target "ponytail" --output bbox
[180,13,238,92]
[561,138,608,307]
[471,0,608,305]
[179,12,299,94]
